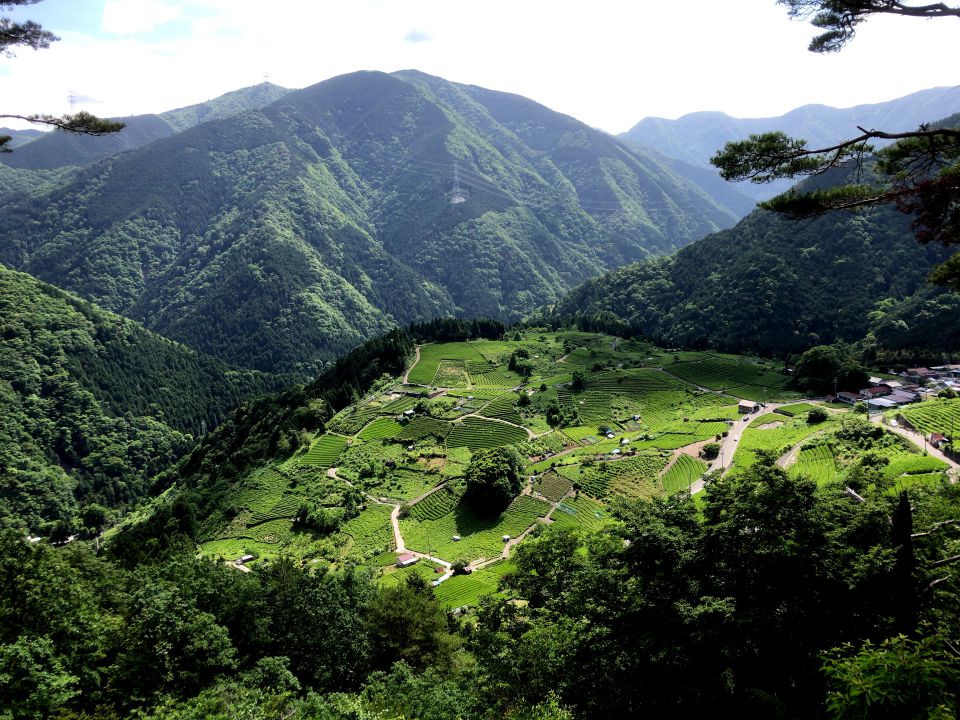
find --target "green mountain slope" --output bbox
[0,264,283,532]
[0,70,738,375]
[0,82,290,170]
[544,193,952,357]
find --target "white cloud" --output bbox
[102,0,182,35]
[404,28,431,43]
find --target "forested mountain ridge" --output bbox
[0,82,291,171]
[622,85,960,201]
[0,263,284,533]
[542,173,954,358]
[0,70,739,375]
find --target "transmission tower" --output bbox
[447,162,468,205]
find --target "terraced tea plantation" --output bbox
[896,398,960,437]
[195,331,941,610]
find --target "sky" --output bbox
[2,0,958,134]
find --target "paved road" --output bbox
[689,403,787,493]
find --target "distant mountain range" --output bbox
[621,85,960,201]
[0,70,739,375]
[0,82,291,170]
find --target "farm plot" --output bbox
[409,485,461,521]
[560,425,602,444]
[661,455,708,495]
[231,467,293,516]
[533,471,574,502]
[568,391,612,423]
[732,416,834,475]
[299,435,348,469]
[434,360,471,387]
[667,357,790,394]
[380,559,446,588]
[396,417,452,442]
[585,368,685,396]
[339,504,394,561]
[898,398,960,436]
[399,495,551,563]
[480,394,524,425]
[433,560,516,609]
[357,418,404,441]
[446,417,528,450]
[890,472,948,494]
[550,496,608,532]
[557,453,667,499]
[361,468,439,502]
[775,403,821,417]
[407,343,486,385]
[883,454,948,480]
[788,445,837,485]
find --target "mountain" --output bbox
[621,85,960,201]
[0,70,739,375]
[543,167,953,358]
[0,126,44,147]
[0,263,283,532]
[0,82,290,170]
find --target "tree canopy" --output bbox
[712,1,960,287]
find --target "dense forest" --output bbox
[544,196,953,359]
[0,264,283,534]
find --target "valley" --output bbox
[3,0,960,712]
[182,331,952,610]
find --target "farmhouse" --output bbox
[867,398,897,411]
[930,433,949,449]
[860,386,890,399]
[396,552,419,568]
[235,554,255,565]
[738,400,758,414]
[888,390,919,404]
[836,392,860,404]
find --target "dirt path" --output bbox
[389,504,406,553]
[403,345,422,385]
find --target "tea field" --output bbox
[193,330,936,609]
